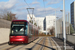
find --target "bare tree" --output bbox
[47,26,55,35]
[38,26,41,30]
[2,12,17,21]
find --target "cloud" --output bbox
[0,0,18,10]
[0,0,62,20]
[14,11,27,20]
[31,1,40,5]
[47,0,62,5]
[0,0,27,19]
[33,7,62,18]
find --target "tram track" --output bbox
[32,37,45,50]
[18,37,43,50]
[0,37,60,50]
[48,37,52,48]
[0,44,17,50]
[39,38,45,50]
[7,37,43,50]
[33,37,56,50]
[49,37,59,50]
[43,37,52,50]
[10,45,25,50]
[51,37,61,50]
[0,42,8,46]
[43,37,55,50]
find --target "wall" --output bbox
[0,28,10,44]
[0,19,11,28]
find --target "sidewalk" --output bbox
[52,37,74,50]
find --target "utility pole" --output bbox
[68,13,70,34]
[65,15,67,34]
[46,21,47,35]
[60,10,63,37]
[55,9,57,37]
[63,0,66,50]
[56,17,59,38]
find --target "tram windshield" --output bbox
[10,22,27,36]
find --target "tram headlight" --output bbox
[11,42,13,43]
[10,36,13,38]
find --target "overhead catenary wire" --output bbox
[24,0,30,8]
[43,0,46,14]
[24,0,34,20]
[27,8,32,19]
[43,0,48,35]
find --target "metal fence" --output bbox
[58,34,75,44]
[56,18,70,34]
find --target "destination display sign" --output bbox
[13,22,24,24]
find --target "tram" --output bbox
[9,20,38,44]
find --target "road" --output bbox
[0,37,61,50]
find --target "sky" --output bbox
[0,0,74,20]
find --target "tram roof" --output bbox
[12,20,28,22]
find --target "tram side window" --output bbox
[29,24,33,38]
[33,28,34,35]
[34,28,35,35]
[35,29,36,35]
[25,25,28,36]
[27,24,29,36]
[35,31,37,35]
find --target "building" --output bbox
[27,14,56,34]
[27,14,35,22]
[35,17,44,32]
[71,1,75,29]
[45,15,56,30]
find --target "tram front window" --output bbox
[10,24,25,35]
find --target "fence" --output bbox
[58,34,75,44]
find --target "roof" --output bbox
[12,20,28,22]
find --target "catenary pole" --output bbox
[68,13,70,34]
[55,9,57,37]
[63,0,66,50]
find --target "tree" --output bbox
[38,26,41,30]
[47,26,55,35]
[29,20,37,26]
[29,20,33,24]
[34,23,37,26]
[70,24,75,34]
[2,11,17,21]
[50,27,55,35]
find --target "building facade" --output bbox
[45,15,56,30]
[71,1,75,29]
[27,14,35,22]
[35,17,45,32]
[27,14,56,34]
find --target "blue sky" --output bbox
[0,0,74,20]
